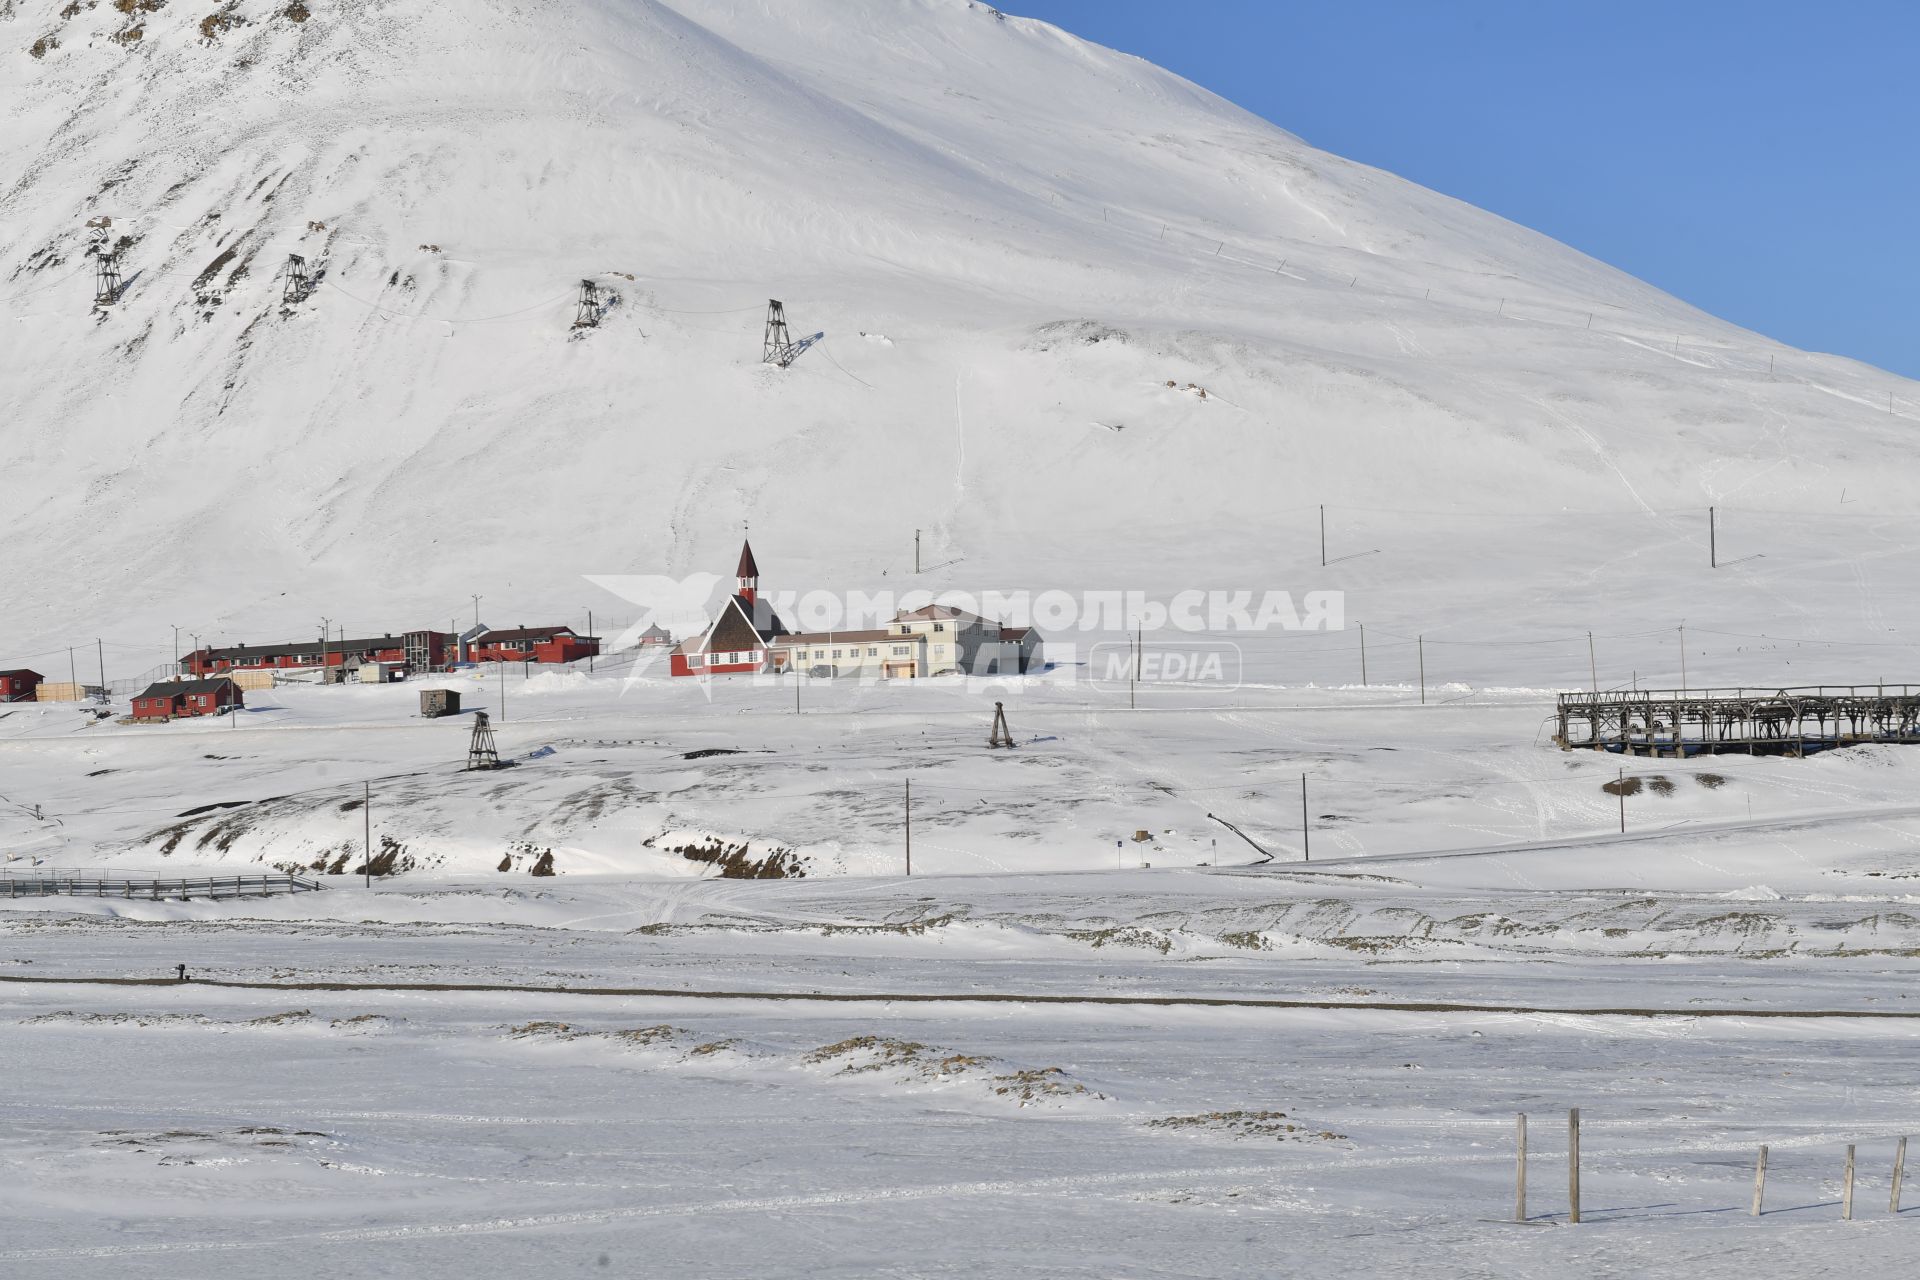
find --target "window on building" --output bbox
[933,623,945,632]
[867,647,878,657]
[892,645,910,656]
[831,649,842,659]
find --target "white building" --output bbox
[770,604,1039,679]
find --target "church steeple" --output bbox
[736,539,760,604]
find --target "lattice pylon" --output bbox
[574,278,603,329]
[466,709,501,771]
[763,298,795,366]
[93,249,123,308]
[282,254,310,306]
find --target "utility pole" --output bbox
[96,639,105,702]
[499,660,506,722]
[1300,774,1310,862]
[1618,767,1626,833]
[1588,631,1598,693]
[1319,504,1326,567]
[914,529,921,575]
[321,617,331,680]
[1359,622,1367,686]
[471,595,482,628]
[1709,506,1717,569]
[1679,624,1687,693]
[904,778,912,876]
[1131,621,1140,710]
[363,781,372,888]
[586,610,594,673]
[1418,635,1426,705]
[172,625,180,678]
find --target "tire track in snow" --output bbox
[2,973,1916,1021]
[0,1162,1290,1262]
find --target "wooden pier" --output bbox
[1555,685,1920,757]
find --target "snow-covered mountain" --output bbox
[5,0,1917,671]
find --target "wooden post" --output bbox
[363,781,371,889]
[904,778,912,877]
[1568,1108,1581,1224]
[1515,1113,1528,1222]
[1418,635,1426,705]
[1751,1144,1767,1215]
[1892,1135,1907,1213]
[1844,1144,1856,1220]
[1709,507,1717,569]
[1359,622,1367,686]
[1618,768,1626,833]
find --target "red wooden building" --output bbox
[132,677,244,721]
[0,670,42,703]
[183,632,452,676]
[466,625,601,665]
[669,540,791,677]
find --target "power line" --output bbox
[317,279,574,324]
[815,337,876,390]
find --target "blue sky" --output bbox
[1013,1,1918,378]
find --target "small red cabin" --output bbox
[132,677,243,721]
[0,670,43,703]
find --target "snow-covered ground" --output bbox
[4,864,1919,1275]
[8,0,1920,1271]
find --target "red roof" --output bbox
[736,539,760,578]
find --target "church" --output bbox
[668,542,1039,680]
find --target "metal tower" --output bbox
[573,278,603,329]
[763,298,796,366]
[282,254,310,306]
[92,246,123,308]
[466,710,500,771]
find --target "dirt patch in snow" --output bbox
[1147,1110,1346,1143]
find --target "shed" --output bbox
[0,670,44,703]
[132,677,243,721]
[420,688,462,719]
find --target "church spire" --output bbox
[736,539,760,604]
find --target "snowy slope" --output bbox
[6,0,1919,671]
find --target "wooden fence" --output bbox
[0,872,325,900]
